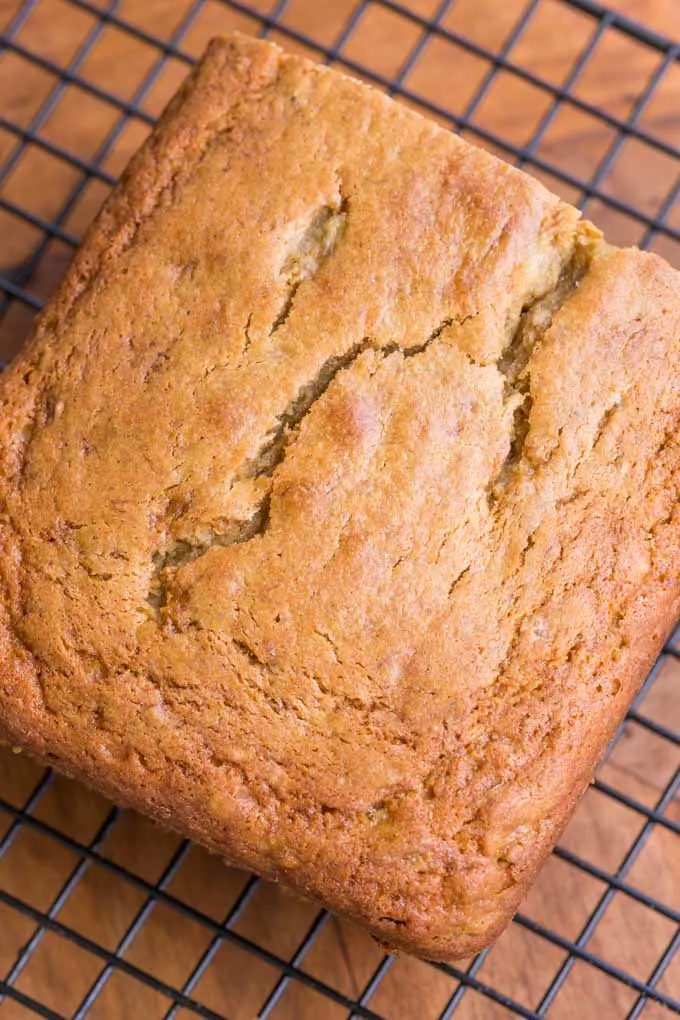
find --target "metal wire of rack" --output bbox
[0,0,678,1017]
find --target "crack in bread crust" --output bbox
[489,238,595,502]
[270,198,348,335]
[146,310,482,611]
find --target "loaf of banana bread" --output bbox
[1,34,678,961]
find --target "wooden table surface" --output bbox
[0,1,679,1018]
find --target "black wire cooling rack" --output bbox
[0,1,679,1018]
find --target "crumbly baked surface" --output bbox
[1,35,679,961]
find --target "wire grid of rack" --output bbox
[0,0,678,1017]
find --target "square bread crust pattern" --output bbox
[1,35,679,961]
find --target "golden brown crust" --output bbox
[1,35,679,961]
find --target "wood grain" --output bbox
[0,1,678,1017]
